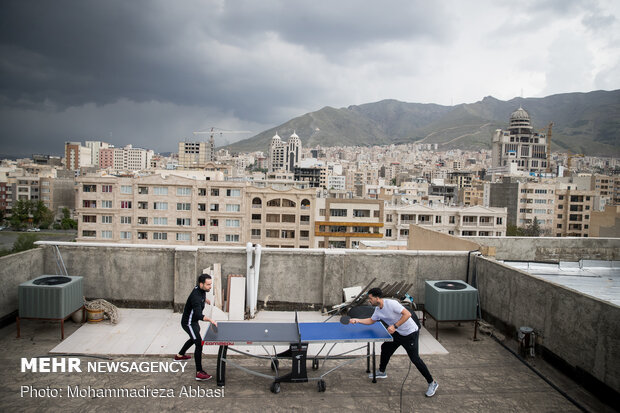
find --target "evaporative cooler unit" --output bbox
[423,280,479,340]
[17,275,84,339]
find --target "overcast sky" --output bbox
[1,0,619,156]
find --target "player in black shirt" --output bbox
[175,273,218,381]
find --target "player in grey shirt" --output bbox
[351,287,438,397]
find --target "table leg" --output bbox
[366,343,370,373]
[217,346,227,387]
[16,316,20,338]
[435,319,439,340]
[372,342,376,383]
[61,319,65,340]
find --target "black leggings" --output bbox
[179,323,203,372]
[379,330,433,383]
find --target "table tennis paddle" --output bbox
[339,315,351,325]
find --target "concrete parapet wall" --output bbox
[472,236,620,261]
[475,256,620,394]
[0,248,44,321]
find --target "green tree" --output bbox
[60,207,77,230]
[524,217,541,237]
[12,233,38,253]
[32,201,54,228]
[9,199,32,230]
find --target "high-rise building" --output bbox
[178,141,214,168]
[64,142,92,170]
[492,107,549,175]
[269,132,301,172]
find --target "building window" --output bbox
[210,234,218,242]
[102,185,112,193]
[319,209,325,216]
[153,217,168,225]
[98,200,111,208]
[330,209,347,217]
[153,187,168,195]
[177,203,191,211]
[210,204,219,211]
[449,216,455,224]
[496,217,503,225]
[386,214,392,223]
[101,215,112,224]
[226,204,241,212]
[251,229,261,238]
[226,189,241,197]
[210,219,219,227]
[120,201,132,209]
[385,229,392,237]
[138,186,148,195]
[177,218,191,226]
[137,232,148,240]
[353,209,370,218]
[225,234,240,242]
[176,233,190,241]
[435,216,442,224]
[120,185,132,194]
[138,217,148,225]
[120,231,131,240]
[226,219,240,227]
[138,201,148,209]
[198,234,206,241]
[153,202,168,210]
[120,216,131,224]
[101,230,112,239]
[153,232,168,240]
[211,188,220,196]
[83,185,96,193]
[198,188,206,196]
[177,187,191,196]
[82,230,96,237]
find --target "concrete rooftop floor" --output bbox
[0,312,614,413]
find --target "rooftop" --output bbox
[1,310,613,413]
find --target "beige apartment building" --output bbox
[517,181,557,235]
[314,198,384,248]
[554,189,595,237]
[383,205,507,240]
[75,174,316,247]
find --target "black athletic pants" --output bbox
[379,330,433,383]
[179,323,203,372]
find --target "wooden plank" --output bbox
[228,276,246,321]
[213,263,223,310]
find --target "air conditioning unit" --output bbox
[19,275,83,319]
[424,280,478,321]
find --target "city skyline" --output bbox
[1,1,619,155]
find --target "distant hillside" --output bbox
[225,90,620,157]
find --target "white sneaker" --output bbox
[368,370,387,379]
[425,381,438,397]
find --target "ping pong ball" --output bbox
[265,329,268,333]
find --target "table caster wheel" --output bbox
[317,380,326,392]
[270,382,280,394]
[271,359,279,371]
[312,358,319,370]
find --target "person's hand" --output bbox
[205,298,211,305]
[350,319,357,324]
[387,325,396,334]
[212,320,218,327]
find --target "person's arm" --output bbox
[350,317,375,325]
[386,308,411,334]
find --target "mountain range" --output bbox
[226,90,620,157]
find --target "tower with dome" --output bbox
[491,107,549,175]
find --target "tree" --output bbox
[61,207,77,230]
[524,217,542,237]
[9,199,32,230]
[32,201,54,229]
[12,233,38,253]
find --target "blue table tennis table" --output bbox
[203,313,392,393]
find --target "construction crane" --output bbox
[567,153,584,170]
[545,122,553,173]
[193,127,251,147]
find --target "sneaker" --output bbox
[174,354,191,361]
[195,371,212,381]
[368,370,387,379]
[425,381,438,397]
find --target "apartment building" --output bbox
[178,141,214,168]
[516,181,557,235]
[554,189,595,237]
[65,142,92,170]
[314,198,384,248]
[100,145,154,170]
[269,132,301,172]
[75,174,316,247]
[383,205,507,240]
